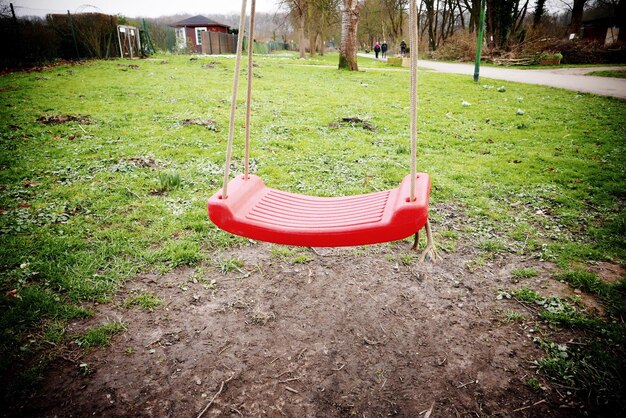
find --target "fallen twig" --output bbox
[513,297,540,314]
[457,379,478,388]
[274,370,292,379]
[285,386,299,394]
[512,399,546,412]
[197,374,235,418]
[420,401,435,417]
[218,344,232,356]
[364,337,382,346]
[279,377,301,384]
[445,112,462,124]
[145,339,161,348]
[474,299,482,316]
[332,363,346,371]
[268,356,281,365]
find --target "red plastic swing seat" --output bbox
[208,173,431,247]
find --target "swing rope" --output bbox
[222,0,420,200]
[244,0,256,180]
[409,0,418,202]
[221,0,249,199]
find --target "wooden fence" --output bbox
[201,32,236,55]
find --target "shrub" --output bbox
[432,30,477,61]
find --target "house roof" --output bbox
[173,15,229,28]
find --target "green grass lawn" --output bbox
[588,69,626,78]
[1,52,625,397]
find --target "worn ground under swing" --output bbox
[9,204,619,418]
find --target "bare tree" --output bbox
[533,0,547,26]
[382,0,409,41]
[282,0,308,57]
[338,0,363,70]
[308,0,340,56]
[462,0,483,32]
[568,0,589,35]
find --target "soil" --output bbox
[6,205,603,418]
[181,118,218,130]
[36,114,93,125]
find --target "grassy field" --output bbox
[1,52,625,408]
[588,69,626,78]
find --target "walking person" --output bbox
[374,41,381,59]
[381,41,388,58]
[400,39,407,56]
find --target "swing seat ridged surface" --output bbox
[208,173,431,247]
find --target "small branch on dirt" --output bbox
[364,336,382,346]
[332,363,346,371]
[284,386,299,394]
[233,267,250,279]
[274,370,292,378]
[268,356,281,365]
[437,356,447,366]
[279,377,301,384]
[512,399,546,413]
[230,407,243,417]
[474,299,482,316]
[513,297,540,314]
[297,348,307,361]
[379,323,386,333]
[145,338,161,348]
[457,379,478,388]
[309,247,322,256]
[197,373,235,418]
[218,344,232,355]
[420,401,435,417]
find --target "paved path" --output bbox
[358,54,626,99]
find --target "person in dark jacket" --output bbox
[381,41,388,58]
[400,40,407,56]
[374,41,381,59]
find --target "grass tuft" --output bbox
[75,321,127,349]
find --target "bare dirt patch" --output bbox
[329,117,377,131]
[123,157,161,169]
[9,232,594,417]
[36,114,93,125]
[181,118,218,131]
[587,261,625,284]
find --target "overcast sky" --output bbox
[12,0,282,18]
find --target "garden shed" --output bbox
[173,15,232,54]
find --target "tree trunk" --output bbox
[338,0,362,71]
[618,0,626,42]
[307,6,316,56]
[533,0,546,27]
[424,0,436,51]
[298,14,306,58]
[320,20,326,56]
[569,0,588,37]
[463,0,481,33]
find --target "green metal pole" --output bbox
[473,0,486,82]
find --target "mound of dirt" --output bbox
[37,114,93,125]
[329,117,377,131]
[181,118,218,131]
